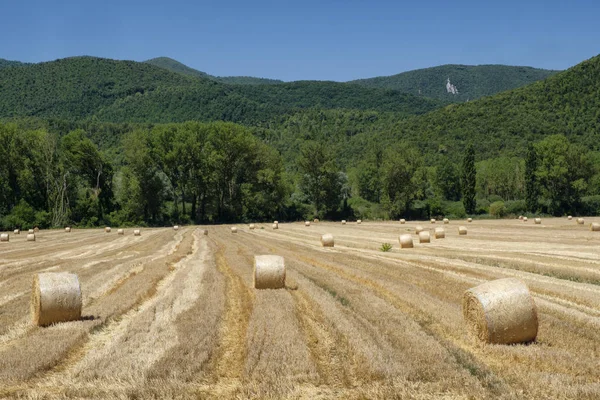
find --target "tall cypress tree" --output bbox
[525,143,539,213]
[461,144,476,214]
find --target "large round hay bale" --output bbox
[415,225,424,234]
[400,219,406,224]
[27,233,36,242]
[105,227,111,233]
[65,227,71,233]
[231,227,238,233]
[590,223,600,232]
[117,229,124,235]
[434,227,445,239]
[399,234,413,248]
[272,223,278,230]
[458,226,467,235]
[28,229,34,234]
[463,278,538,344]
[0,233,9,242]
[467,218,473,223]
[357,220,362,224]
[14,229,20,235]
[430,218,436,224]
[134,229,141,236]
[253,255,285,289]
[419,231,430,243]
[249,224,255,230]
[173,225,179,231]
[31,272,82,327]
[577,218,585,225]
[534,218,541,225]
[305,221,311,227]
[567,216,572,220]
[321,233,334,247]
[341,220,346,225]
[443,218,449,224]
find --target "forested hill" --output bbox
[0,56,440,123]
[145,56,284,85]
[0,58,29,68]
[350,64,559,102]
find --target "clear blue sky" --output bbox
[1,0,599,81]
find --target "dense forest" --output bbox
[0,54,599,229]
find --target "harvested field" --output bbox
[0,219,599,399]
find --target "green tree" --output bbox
[525,143,539,212]
[461,144,476,214]
[380,143,424,218]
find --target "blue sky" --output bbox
[1,0,598,81]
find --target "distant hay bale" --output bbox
[253,255,286,289]
[523,217,528,222]
[590,223,600,232]
[415,225,424,234]
[467,218,473,223]
[400,219,406,224]
[249,224,255,230]
[321,233,334,247]
[313,218,319,223]
[27,233,36,242]
[341,220,346,225]
[305,221,311,227]
[34,227,39,233]
[463,278,538,344]
[443,218,449,224]
[519,215,523,220]
[534,218,541,224]
[274,221,279,225]
[174,225,179,231]
[65,227,71,233]
[567,216,572,220]
[31,272,82,327]
[231,227,238,233]
[430,219,436,224]
[203,229,208,235]
[434,227,445,239]
[134,229,141,236]
[14,229,20,235]
[458,226,467,235]
[272,223,278,230]
[399,234,413,248]
[0,233,9,242]
[118,229,124,235]
[28,229,34,234]
[418,231,430,243]
[105,227,111,233]
[577,218,584,225]
[357,220,362,224]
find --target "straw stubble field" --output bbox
[0,219,599,399]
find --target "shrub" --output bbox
[380,243,393,252]
[489,201,507,218]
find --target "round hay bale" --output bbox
[434,227,445,239]
[134,229,141,236]
[31,272,82,327]
[458,226,467,235]
[590,223,600,232]
[415,225,424,234]
[313,218,319,223]
[462,278,538,344]
[65,227,71,233]
[518,215,523,220]
[174,225,179,231]
[14,229,20,235]
[249,224,255,230]
[203,229,208,235]
[272,223,278,230]
[357,220,362,224]
[430,218,436,224]
[253,255,285,289]
[400,219,406,224]
[231,227,238,233]
[399,234,413,248]
[321,233,334,247]
[443,218,449,224]
[341,220,346,225]
[577,218,585,225]
[523,217,528,222]
[117,229,124,235]
[467,218,473,223]
[105,227,111,233]
[34,227,39,233]
[534,218,541,224]
[28,229,34,234]
[0,233,9,242]
[305,221,311,227]
[273,221,279,225]
[27,233,36,242]
[567,216,572,220]
[418,231,430,243]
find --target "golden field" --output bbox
[0,218,599,399]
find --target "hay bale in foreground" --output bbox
[27,233,36,242]
[341,220,346,225]
[305,221,311,227]
[419,231,430,243]
[400,219,406,224]
[415,225,424,234]
[434,227,445,239]
[254,255,285,289]
[0,233,9,242]
[272,223,278,230]
[399,234,413,248]
[443,218,449,224]
[174,225,179,231]
[249,224,255,230]
[577,218,585,225]
[231,227,238,233]
[118,229,124,235]
[105,227,111,233]
[321,233,334,247]
[590,223,600,232]
[463,278,538,344]
[458,226,467,235]
[134,229,141,236]
[534,218,541,224]
[14,229,20,235]
[467,218,473,223]
[31,272,82,327]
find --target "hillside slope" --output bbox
[350,64,559,102]
[0,58,29,69]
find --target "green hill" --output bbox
[0,56,440,123]
[0,58,29,69]
[144,56,283,85]
[350,64,559,102]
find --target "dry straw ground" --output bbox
[0,219,599,399]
